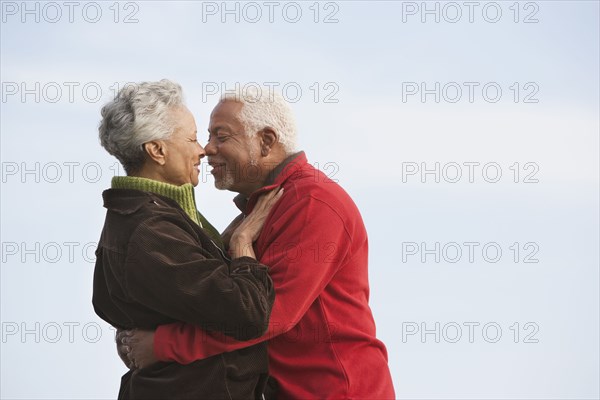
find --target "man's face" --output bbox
[161,106,204,186]
[206,101,263,195]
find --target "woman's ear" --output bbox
[259,128,278,156]
[143,141,167,166]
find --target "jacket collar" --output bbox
[102,189,160,215]
[233,151,307,214]
[110,176,201,225]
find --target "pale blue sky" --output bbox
[1,1,599,398]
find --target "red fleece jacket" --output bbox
[154,152,395,399]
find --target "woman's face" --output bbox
[161,106,205,186]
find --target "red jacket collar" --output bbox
[233,151,306,214]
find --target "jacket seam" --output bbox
[304,194,354,246]
[318,296,351,397]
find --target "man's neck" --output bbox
[237,151,303,197]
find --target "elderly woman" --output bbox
[92,80,279,399]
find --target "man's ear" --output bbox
[259,128,279,157]
[143,141,167,166]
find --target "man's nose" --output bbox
[204,140,217,156]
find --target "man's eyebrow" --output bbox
[208,125,227,134]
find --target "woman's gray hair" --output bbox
[98,79,184,174]
[221,86,297,154]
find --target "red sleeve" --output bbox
[154,194,352,363]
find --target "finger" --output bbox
[117,342,129,356]
[128,351,140,370]
[124,332,139,344]
[268,186,283,199]
[262,186,281,199]
[121,335,136,345]
[270,186,284,198]
[255,187,283,209]
[251,197,271,214]
[255,191,276,208]
[117,329,134,342]
[272,187,284,200]
[126,349,135,364]
[262,187,284,208]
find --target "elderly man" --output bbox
[122,88,396,399]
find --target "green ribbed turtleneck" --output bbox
[111,176,224,248]
[112,176,202,225]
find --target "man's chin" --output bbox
[214,179,232,191]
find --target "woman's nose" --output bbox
[197,142,206,158]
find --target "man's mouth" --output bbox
[208,162,225,175]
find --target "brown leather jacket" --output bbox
[92,188,274,399]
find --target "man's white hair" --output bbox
[98,79,184,174]
[221,86,297,154]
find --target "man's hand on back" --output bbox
[115,328,158,369]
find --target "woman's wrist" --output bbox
[229,233,255,259]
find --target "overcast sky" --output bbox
[1,1,599,399]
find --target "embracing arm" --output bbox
[153,194,353,364]
[125,187,282,341]
[125,217,273,340]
